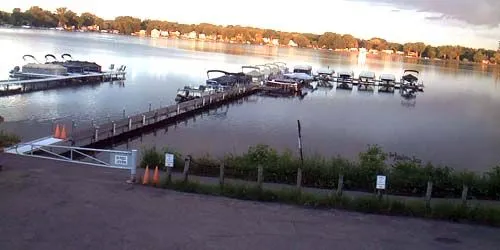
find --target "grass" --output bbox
[0,130,20,149]
[141,144,500,200]
[151,177,500,227]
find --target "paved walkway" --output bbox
[1,154,500,250]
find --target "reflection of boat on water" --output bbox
[401,97,416,108]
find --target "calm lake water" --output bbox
[1,28,500,171]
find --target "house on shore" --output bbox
[160,30,169,37]
[288,40,298,47]
[151,29,160,38]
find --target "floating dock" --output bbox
[0,71,126,96]
[62,86,258,147]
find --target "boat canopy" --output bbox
[22,54,40,63]
[283,72,314,81]
[44,54,57,62]
[338,71,354,78]
[359,71,375,79]
[294,65,312,71]
[242,66,263,77]
[61,53,73,61]
[380,74,396,81]
[403,69,419,74]
[317,68,334,75]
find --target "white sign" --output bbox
[165,153,174,168]
[114,155,128,166]
[376,175,386,190]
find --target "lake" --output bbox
[1,28,500,171]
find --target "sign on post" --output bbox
[376,175,386,190]
[165,153,174,168]
[110,153,132,169]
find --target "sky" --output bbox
[2,0,500,50]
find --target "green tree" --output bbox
[422,45,437,58]
[113,16,141,34]
[0,11,10,24]
[292,34,310,47]
[414,42,426,57]
[56,7,67,27]
[78,12,98,27]
[473,50,485,63]
[342,34,358,48]
[388,42,403,52]
[366,38,387,50]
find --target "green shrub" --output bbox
[0,130,20,148]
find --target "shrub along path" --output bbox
[2,153,500,250]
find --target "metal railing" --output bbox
[10,143,138,180]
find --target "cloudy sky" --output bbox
[3,0,499,49]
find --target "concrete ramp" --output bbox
[5,136,63,154]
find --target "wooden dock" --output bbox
[66,86,258,147]
[0,71,126,96]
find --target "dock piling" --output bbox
[128,116,132,131]
[142,115,146,126]
[112,121,116,136]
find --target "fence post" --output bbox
[183,156,191,182]
[257,165,263,188]
[425,180,433,208]
[71,120,76,136]
[461,184,469,205]
[94,127,99,141]
[219,163,225,187]
[112,122,116,136]
[128,116,132,131]
[128,149,137,183]
[142,115,146,125]
[165,165,172,183]
[296,167,302,190]
[336,174,344,196]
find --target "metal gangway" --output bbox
[5,142,138,182]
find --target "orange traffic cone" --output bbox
[60,125,67,140]
[142,165,150,185]
[153,166,160,186]
[54,124,61,139]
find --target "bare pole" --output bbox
[296,120,303,189]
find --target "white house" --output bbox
[187,31,197,39]
[198,33,206,40]
[288,40,298,47]
[160,30,169,37]
[150,29,160,38]
[381,49,394,54]
[271,39,280,46]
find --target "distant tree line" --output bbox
[1,6,499,64]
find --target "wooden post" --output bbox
[202,97,206,106]
[183,156,191,182]
[209,96,212,104]
[165,166,172,183]
[128,117,132,131]
[219,163,225,187]
[257,165,263,188]
[425,180,433,208]
[177,104,180,115]
[149,102,152,112]
[122,109,126,118]
[296,168,302,190]
[71,120,76,137]
[222,93,225,100]
[336,174,344,196]
[94,127,99,141]
[461,184,469,205]
[142,115,146,125]
[112,121,116,136]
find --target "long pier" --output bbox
[0,71,126,96]
[66,86,258,148]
